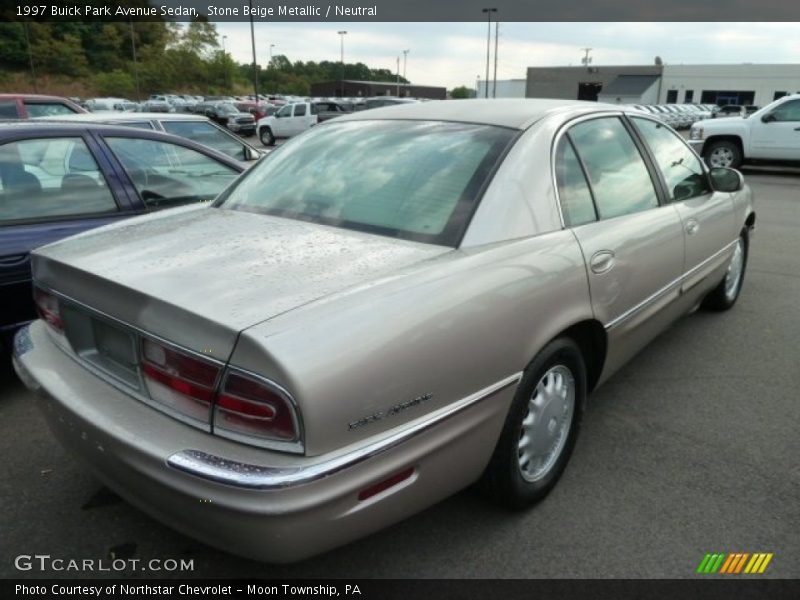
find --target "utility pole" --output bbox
[269,44,275,62]
[128,21,140,101]
[249,0,259,100]
[402,49,409,81]
[477,75,481,98]
[338,31,347,97]
[492,19,499,98]
[222,35,227,53]
[481,8,496,99]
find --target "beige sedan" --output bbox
[13,99,755,562]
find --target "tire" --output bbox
[704,140,742,169]
[259,127,275,146]
[481,337,587,509]
[702,228,749,311]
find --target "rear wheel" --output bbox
[702,229,748,311]
[481,338,587,508]
[704,140,742,169]
[259,127,275,146]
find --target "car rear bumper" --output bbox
[13,321,516,562]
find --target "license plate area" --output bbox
[61,305,141,390]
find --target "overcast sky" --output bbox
[214,22,800,90]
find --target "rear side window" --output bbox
[0,137,117,223]
[105,137,239,210]
[568,117,659,220]
[24,102,79,117]
[0,101,20,118]
[554,137,596,227]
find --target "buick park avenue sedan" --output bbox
[13,100,755,562]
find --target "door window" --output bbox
[568,117,660,220]
[276,105,292,118]
[162,120,246,161]
[105,137,239,209]
[23,102,79,117]
[554,136,597,227]
[769,99,800,122]
[0,137,117,222]
[294,104,307,117]
[632,117,711,202]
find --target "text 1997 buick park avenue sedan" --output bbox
[13,99,755,563]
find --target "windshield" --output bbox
[217,120,515,246]
[216,103,239,115]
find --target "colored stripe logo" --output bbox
[697,552,773,574]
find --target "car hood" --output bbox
[32,206,449,359]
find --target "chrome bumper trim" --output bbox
[167,372,522,490]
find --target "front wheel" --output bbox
[704,140,742,169]
[259,127,275,146]
[702,229,748,311]
[480,338,587,508]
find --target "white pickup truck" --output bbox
[689,93,800,168]
[256,101,351,146]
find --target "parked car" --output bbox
[0,94,86,119]
[689,93,800,168]
[0,121,245,349]
[234,101,277,121]
[364,96,420,110]
[196,102,256,136]
[84,97,131,112]
[256,101,318,145]
[38,112,263,165]
[139,98,174,113]
[11,99,754,562]
[714,104,745,118]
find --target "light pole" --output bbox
[492,19,499,98]
[402,49,409,81]
[476,75,481,98]
[269,44,275,63]
[21,22,38,93]
[396,56,400,96]
[249,0,259,100]
[481,8,496,99]
[337,31,347,97]
[222,35,227,53]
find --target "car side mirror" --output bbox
[709,167,744,193]
[244,146,262,161]
[761,113,776,123]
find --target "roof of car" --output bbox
[0,120,178,135]
[0,93,76,101]
[36,112,209,122]
[335,98,628,129]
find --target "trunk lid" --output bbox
[32,206,450,360]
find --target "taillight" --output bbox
[214,372,298,442]
[141,338,221,424]
[34,287,63,333]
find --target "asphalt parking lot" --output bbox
[1,167,798,579]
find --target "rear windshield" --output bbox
[217,120,515,246]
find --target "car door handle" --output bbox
[686,219,700,236]
[0,254,29,267]
[590,250,616,274]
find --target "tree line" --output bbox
[0,20,410,98]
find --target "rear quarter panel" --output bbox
[232,231,593,456]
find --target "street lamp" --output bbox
[269,44,275,62]
[222,35,227,53]
[248,0,259,101]
[337,31,347,97]
[402,49,409,81]
[481,8,496,99]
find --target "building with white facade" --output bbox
[525,63,800,106]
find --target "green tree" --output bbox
[450,86,474,99]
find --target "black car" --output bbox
[196,102,256,136]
